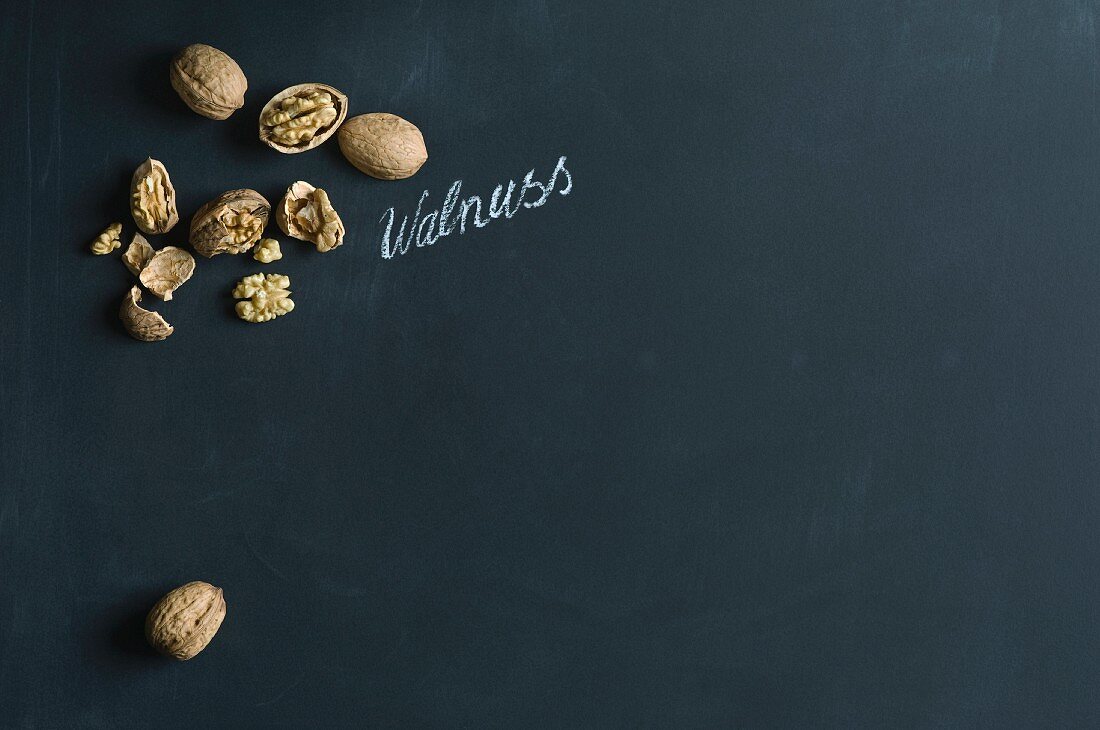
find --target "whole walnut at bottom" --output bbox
[146,581,226,660]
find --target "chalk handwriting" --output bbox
[379,155,573,259]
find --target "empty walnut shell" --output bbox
[122,233,155,276]
[189,189,270,258]
[145,581,226,660]
[139,247,195,301]
[130,158,179,235]
[170,44,247,120]
[259,83,348,154]
[337,113,428,180]
[276,181,345,252]
[119,286,173,341]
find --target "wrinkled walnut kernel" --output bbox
[232,273,294,323]
[91,223,123,255]
[253,238,282,263]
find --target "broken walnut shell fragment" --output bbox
[119,286,173,341]
[189,188,270,258]
[139,247,195,301]
[276,180,345,252]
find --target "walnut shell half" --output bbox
[119,286,173,341]
[170,44,247,120]
[189,189,270,258]
[276,181,345,252]
[130,158,179,235]
[145,581,226,660]
[259,83,348,154]
[337,113,427,180]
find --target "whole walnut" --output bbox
[170,44,247,120]
[145,581,226,660]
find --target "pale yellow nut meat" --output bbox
[91,222,123,255]
[253,238,282,263]
[232,273,294,323]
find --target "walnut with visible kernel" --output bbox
[130,158,179,235]
[276,181,344,252]
[259,84,347,154]
[189,189,270,258]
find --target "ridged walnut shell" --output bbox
[259,83,348,154]
[145,581,226,660]
[170,44,247,120]
[189,189,270,258]
[337,113,427,180]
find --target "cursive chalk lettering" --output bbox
[379,155,573,259]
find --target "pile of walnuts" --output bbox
[97,42,429,342]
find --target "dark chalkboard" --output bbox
[3,1,1100,726]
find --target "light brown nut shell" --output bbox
[258,83,348,154]
[189,189,270,258]
[139,246,195,301]
[145,581,226,660]
[130,158,179,235]
[119,286,173,341]
[170,44,247,120]
[276,181,345,252]
[337,113,428,180]
[122,233,155,276]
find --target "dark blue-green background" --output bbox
[3,1,1099,726]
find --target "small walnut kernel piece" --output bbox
[276,181,345,252]
[189,189,270,258]
[91,223,123,255]
[233,273,294,323]
[122,233,155,275]
[258,84,347,154]
[253,238,282,263]
[119,286,173,341]
[130,158,179,235]
[140,247,196,301]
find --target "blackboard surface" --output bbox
[3,1,1100,726]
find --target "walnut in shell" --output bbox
[189,189,270,258]
[337,113,428,180]
[233,273,294,323]
[276,181,344,252]
[91,223,123,255]
[130,158,179,235]
[119,286,173,341]
[259,83,347,154]
[145,581,226,660]
[170,44,247,120]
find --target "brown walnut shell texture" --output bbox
[259,83,348,154]
[337,113,428,180]
[189,189,270,258]
[170,44,247,120]
[145,581,226,660]
[119,286,173,342]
